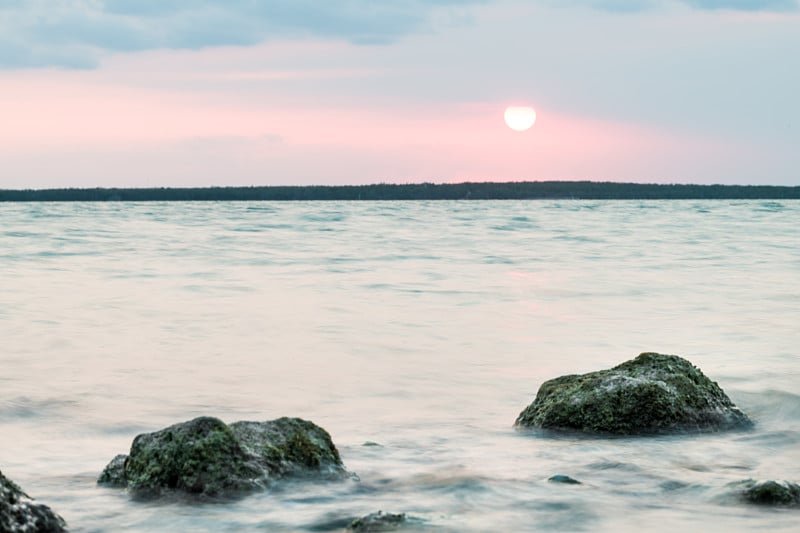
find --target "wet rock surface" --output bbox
[731,479,800,507]
[98,415,347,499]
[349,511,408,532]
[548,474,581,485]
[515,352,753,435]
[97,454,128,488]
[1,468,67,532]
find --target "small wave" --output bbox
[585,461,644,472]
[755,201,785,212]
[483,256,514,264]
[2,230,43,238]
[245,205,278,213]
[517,498,597,531]
[491,215,540,231]
[0,396,80,420]
[735,430,800,447]
[552,234,604,243]
[299,212,349,223]
[545,202,604,211]
[357,465,493,496]
[736,389,800,423]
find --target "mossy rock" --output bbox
[98,415,347,500]
[123,416,261,499]
[230,417,345,479]
[1,468,67,532]
[731,479,800,507]
[515,352,753,435]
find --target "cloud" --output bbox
[550,0,797,11]
[551,0,658,11]
[2,0,795,69]
[0,0,485,69]
[684,0,798,10]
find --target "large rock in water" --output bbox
[98,416,348,499]
[1,468,67,532]
[515,352,753,435]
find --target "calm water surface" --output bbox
[1,200,798,532]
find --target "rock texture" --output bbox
[515,352,753,435]
[349,511,408,532]
[732,479,800,507]
[98,416,347,499]
[97,454,128,488]
[1,468,67,532]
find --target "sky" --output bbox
[1,0,798,189]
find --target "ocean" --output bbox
[1,200,798,532]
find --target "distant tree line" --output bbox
[1,181,799,202]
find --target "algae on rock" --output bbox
[1,468,67,533]
[515,352,753,435]
[98,415,348,500]
[230,417,344,478]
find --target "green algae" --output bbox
[515,352,753,435]
[99,415,347,500]
[231,417,345,478]
[124,416,260,499]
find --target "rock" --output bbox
[229,417,345,479]
[1,468,67,532]
[98,415,348,499]
[349,511,407,532]
[515,352,753,435]
[97,454,128,488]
[548,474,581,485]
[732,479,800,507]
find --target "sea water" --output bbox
[1,200,798,532]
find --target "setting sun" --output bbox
[504,106,536,131]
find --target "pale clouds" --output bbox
[555,0,797,11]
[0,0,485,68]
[1,1,798,69]
[684,0,797,10]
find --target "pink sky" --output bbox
[0,1,798,188]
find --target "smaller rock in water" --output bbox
[515,352,753,435]
[97,454,128,488]
[733,479,800,507]
[548,474,581,485]
[349,511,407,532]
[1,468,68,532]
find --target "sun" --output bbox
[504,106,536,132]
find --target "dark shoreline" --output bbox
[2,181,799,202]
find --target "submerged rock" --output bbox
[349,511,408,532]
[515,352,753,435]
[548,474,581,485]
[731,479,800,507]
[1,468,67,532]
[98,416,347,499]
